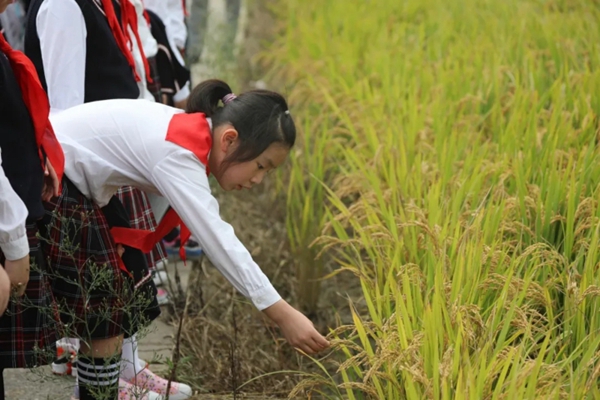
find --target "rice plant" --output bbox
[262,0,600,397]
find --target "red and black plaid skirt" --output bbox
[39,178,160,341]
[0,224,57,368]
[115,186,168,272]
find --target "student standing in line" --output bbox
[0,0,63,391]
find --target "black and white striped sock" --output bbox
[76,353,120,400]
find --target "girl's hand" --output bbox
[263,299,330,355]
[4,255,30,297]
[0,266,10,315]
[42,160,60,201]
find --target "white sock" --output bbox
[120,335,145,381]
[66,337,80,352]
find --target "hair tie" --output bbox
[223,93,237,105]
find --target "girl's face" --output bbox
[210,124,290,191]
[0,0,14,13]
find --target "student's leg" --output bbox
[105,194,191,399]
[100,195,162,380]
[120,334,145,381]
[77,337,122,400]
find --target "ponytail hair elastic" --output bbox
[222,93,237,105]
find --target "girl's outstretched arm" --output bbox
[152,150,329,354]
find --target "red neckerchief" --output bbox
[143,9,150,25]
[120,0,153,84]
[101,0,153,83]
[110,113,211,264]
[0,32,65,184]
[182,0,188,17]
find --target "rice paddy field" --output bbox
[257,0,600,398]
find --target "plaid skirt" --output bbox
[39,178,160,341]
[0,224,57,368]
[115,186,168,272]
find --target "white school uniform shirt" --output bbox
[35,0,156,112]
[49,99,282,311]
[0,150,29,261]
[143,0,187,53]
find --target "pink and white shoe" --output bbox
[156,288,170,305]
[71,379,164,400]
[124,368,192,400]
[118,379,164,400]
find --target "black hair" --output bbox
[186,79,296,164]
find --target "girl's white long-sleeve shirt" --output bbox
[0,150,29,261]
[49,99,281,311]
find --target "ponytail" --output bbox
[185,79,233,117]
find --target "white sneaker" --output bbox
[52,339,79,377]
[152,271,169,287]
[154,259,168,271]
[51,360,71,376]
